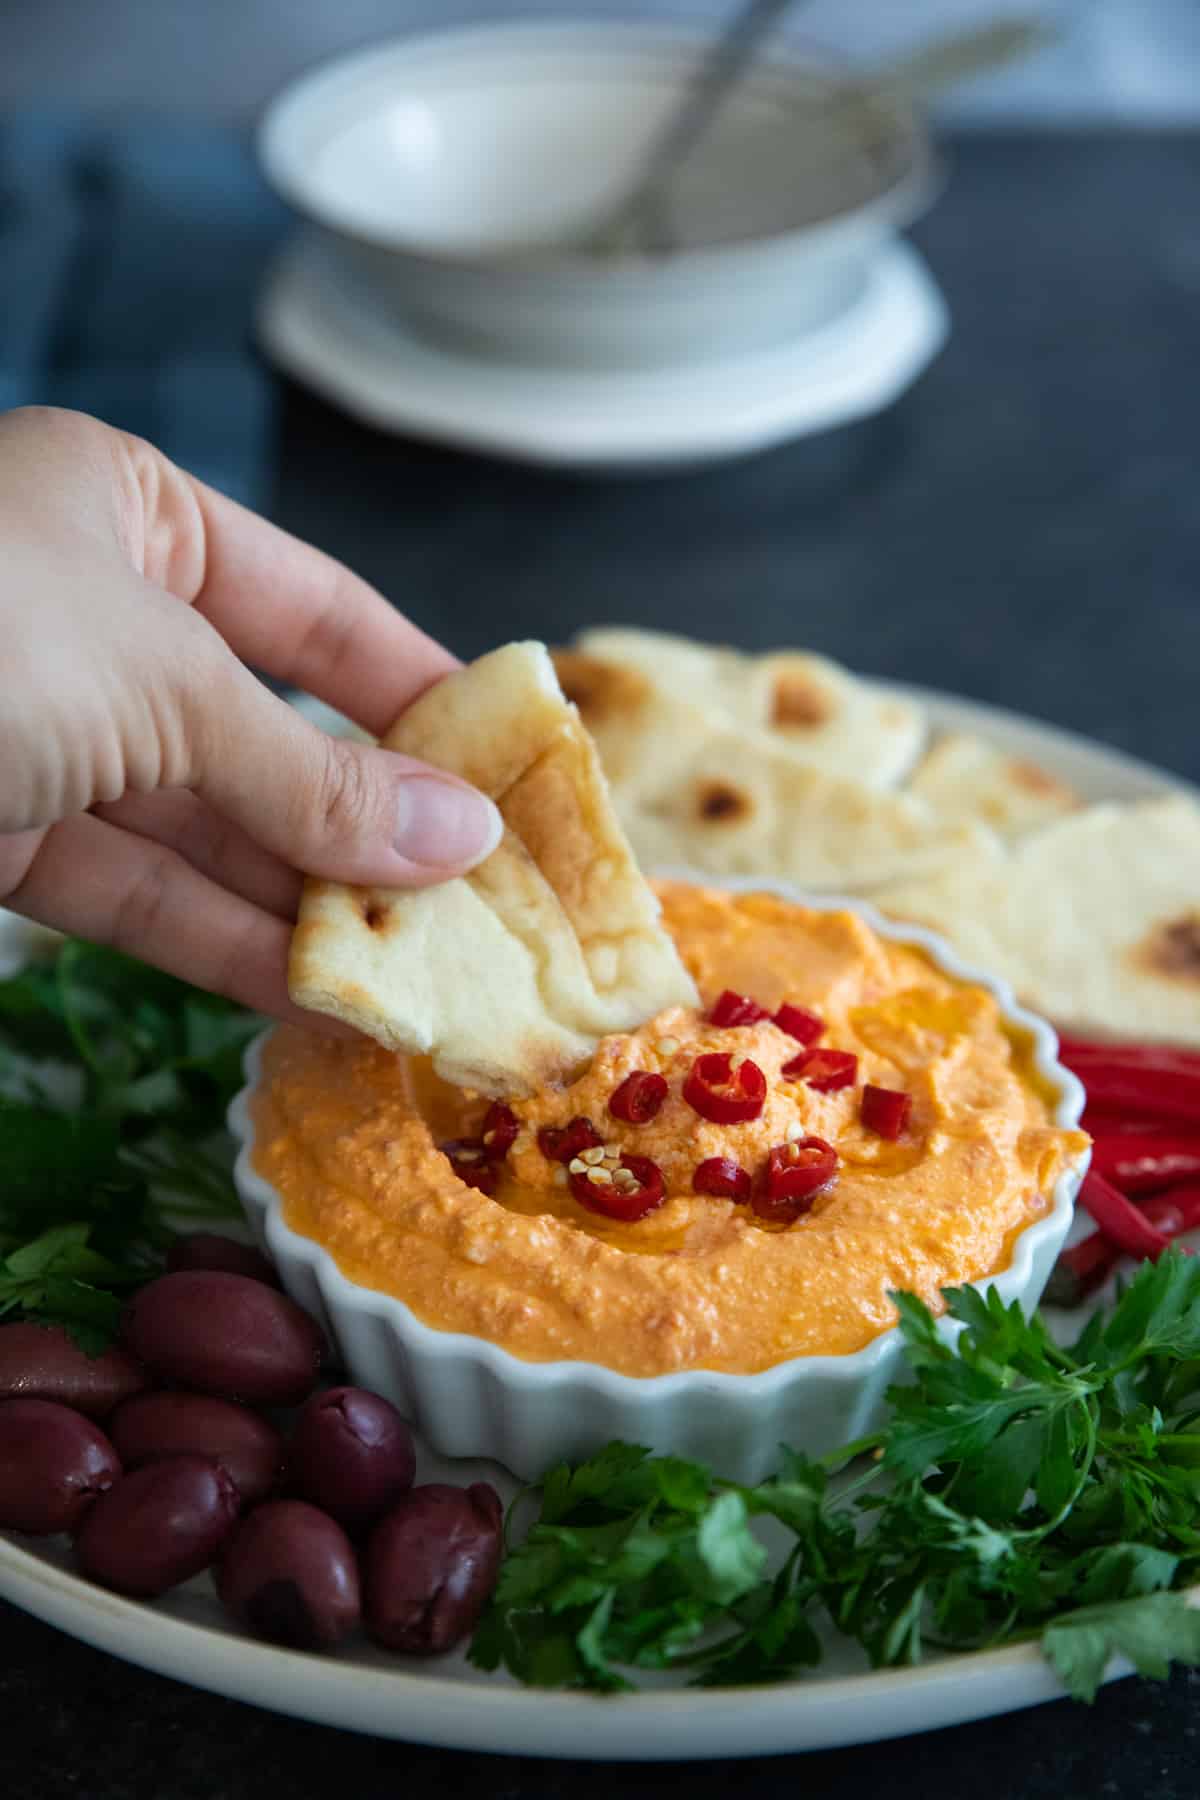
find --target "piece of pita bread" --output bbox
[573,628,925,790]
[288,642,697,1096]
[873,796,1200,1045]
[907,733,1081,839]
[549,656,983,890]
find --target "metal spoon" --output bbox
[582,0,802,260]
[577,13,1049,261]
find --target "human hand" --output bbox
[0,407,503,1022]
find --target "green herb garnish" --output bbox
[0,936,259,1350]
[471,1252,1200,1701]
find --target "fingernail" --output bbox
[394,778,503,870]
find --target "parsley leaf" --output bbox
[0,936,259,1350]
[474,1249,1200,1698]
[1043,1593,1200,1702]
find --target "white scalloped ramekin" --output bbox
[229,879,1088,1484]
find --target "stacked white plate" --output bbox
[256,21,949,470]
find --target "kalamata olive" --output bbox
[217,1500,361,1651]
[109,1391,285,1508]
[288,1387,416,1533]
[364,1483,503,1654]
[166,1233,280,1288]
[121,1272,325,1406]
[0,1399,121,1535]
[0,1322,148,1419]
[75,1454,240,1597]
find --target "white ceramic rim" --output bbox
[0,1524,1152,1756]
[228,878,1087,1426]
[255,233,949,468]
[257,19,936,274]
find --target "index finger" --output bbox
[186,476,458,738]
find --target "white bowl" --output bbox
[257,21,936,369]
[229,880,1087,1484]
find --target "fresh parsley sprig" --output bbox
[0,936,260,1350]
[471,1252,1200,1701]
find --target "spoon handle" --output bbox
[586,12,1049,259]
[629,0,801,213]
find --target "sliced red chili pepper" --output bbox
[860,1085,912,1140]
[753,1137,838,1223]
[456,1163,498,1197]
[1090,1132,1200,1195]
[682,1052,767,1124]
[480,1103,519,1159]
[772,1003,825,1047]
[538,1117,603,1163]
[782,1047,858,1093]
[1079,1169,1173,1261]
[571,1154,665,1222]
[708,989,771,1028]
[692,1156,752,1202]
[439,1140,498,1197]
[608,1071,669,1125]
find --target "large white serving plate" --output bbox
[0,684,1193,1758]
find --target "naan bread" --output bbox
[873,796,1200,1045]
[907,733,1081,839]
[551,653,981,891]
[288,642,697,1096]
[573,628,925,790]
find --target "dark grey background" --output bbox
[3,0,1200,124]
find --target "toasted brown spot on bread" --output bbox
[1008,759,1077,801]
[1139,914,1200,985]
[551,650,650,727]
[697,781,751,823]
[363,902,387,931]
[772,673,831,730]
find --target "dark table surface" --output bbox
[3,130,1200,1797]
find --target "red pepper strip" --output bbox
[538,1117,603,1163]
[753,1138,838,1223]
[481,1103,519,1159]
[1046,1184,1200,1307]
[708,989,771,1028]
[682,1053,767,1124]
[782,1047,858,1092]
[1083,1112,1182,1137]
[772,1004,825,1047]
[1044,1233,1120,1308]
[571,1154,665,1222]
[1079,1169,1173,1261]
[1090,1132,1200,1195]
[608,1071,668,1125]
[1058,1035,1200,1073]
[1144,1186,1200,1236]
[692,1157,752,1202]
[860,1085,912,1140]
[1060,1049,1200,1126]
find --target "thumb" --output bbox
[185,654,503,888]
